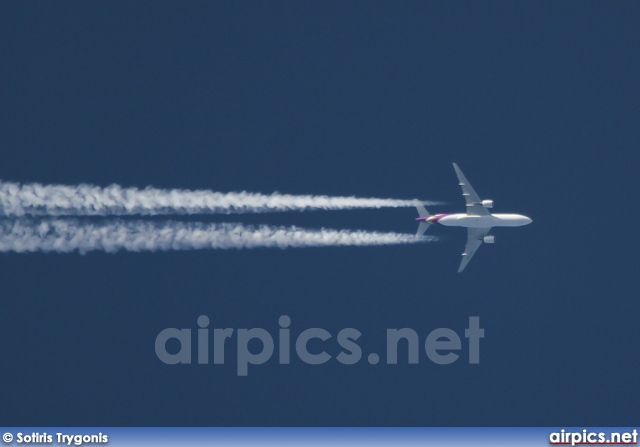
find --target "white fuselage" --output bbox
[432,213,532,228]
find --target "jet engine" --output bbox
[483,235,495,244]
[481,200,494,208]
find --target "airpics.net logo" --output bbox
[155,316,484,376]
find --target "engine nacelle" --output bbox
[483,235,495,244]
[481,200,494,208]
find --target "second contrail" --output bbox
[0,219,436,254]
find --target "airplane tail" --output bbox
[414,202,431,237]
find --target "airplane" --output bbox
[415,163,532,272]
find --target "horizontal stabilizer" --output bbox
[416,221,430,237]
[416,221,431,237]
[414,202,431,218]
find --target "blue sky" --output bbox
[1,1,638,425]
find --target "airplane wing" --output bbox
[458,227,490,273]
[453,163,490,216]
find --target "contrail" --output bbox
[0,181,438,217]
[0,219,436,254]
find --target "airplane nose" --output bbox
[525,217,532,225]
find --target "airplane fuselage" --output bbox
[418,213,532,228]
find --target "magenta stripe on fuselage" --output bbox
[429,214,449,224]
[416,214,450,223]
